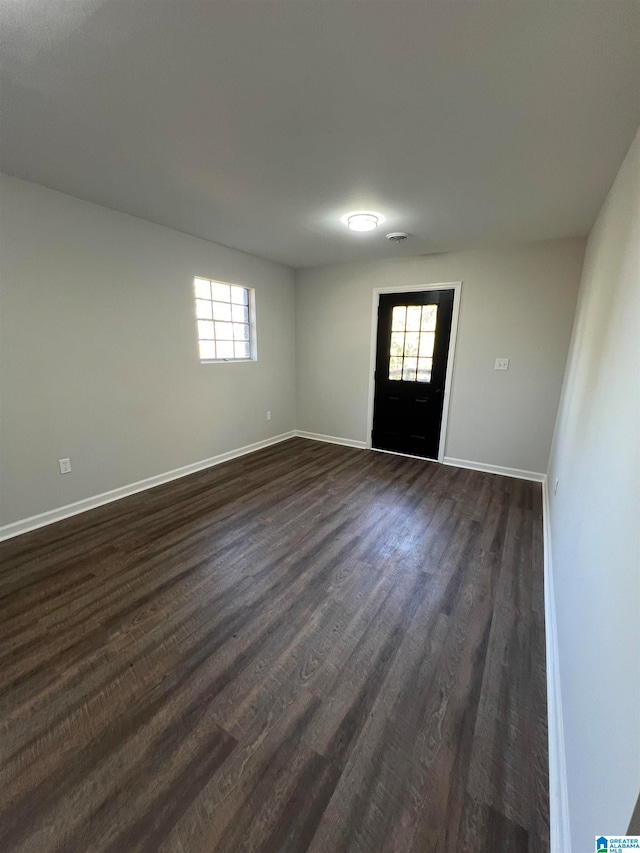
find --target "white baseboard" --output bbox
[542,476,572,853]
[294,436,546,483]
[295,430,367,449]
[443,456,545,482]
[0,431,296,542]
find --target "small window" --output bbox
[193,277,256,362]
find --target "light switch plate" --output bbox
[494,358,510,371]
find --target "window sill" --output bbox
[199,358,256,364]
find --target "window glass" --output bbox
[194,278,255,362]
[194,278,211,300]
[388,304,438,382]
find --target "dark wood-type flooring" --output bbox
[0,437,549,852]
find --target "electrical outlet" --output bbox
[59,458,72,475]
[494,358,510,371]
[266,411,272,421]
[554,478,559,495]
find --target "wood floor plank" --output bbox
[0,437,549,852]
[466,505,534,827]
[157,690,323,853]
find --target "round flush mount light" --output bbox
[342,211,385,232]
[348,213,378,232]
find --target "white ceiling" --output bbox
[1,1,639,268]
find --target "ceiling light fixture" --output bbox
[348,213,378,232]
[342,211,385,232]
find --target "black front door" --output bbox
[372,289,454,459]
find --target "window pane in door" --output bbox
[417,357,433,382]
[421,305,438,331]
[389,356,403,380]
[390,332,405,356]
[391,306,406,331]
[418,331,435,358]
[403,357,418,381]
[406,306,421,331]
[404,332,419,356]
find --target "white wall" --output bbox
[0,175,296,528]
[295,239,585,474]
[547,130,640,850]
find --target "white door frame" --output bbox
[365,282,462,463]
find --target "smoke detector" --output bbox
[386,232,410,243]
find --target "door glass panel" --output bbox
[418,331,435,358]
[387,303,440,382]
[404,332,419,356]
[405,305,421,331]
[391,306,406,331]
[402,357,418,381]
[390,332,405,356]
[421,305,438,331]
[389,356,403,380]
[417,357,433,383]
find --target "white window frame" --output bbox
[193,276,257,364]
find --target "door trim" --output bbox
[366,282,462,463]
